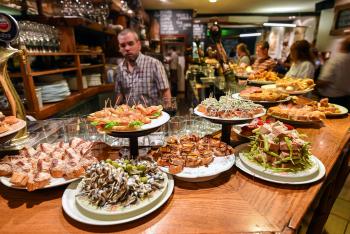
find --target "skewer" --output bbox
[114,95,120,108]
[104,99,108,109]
[141,95,148,107]
[126,94,131,106]
[132,97,136,106]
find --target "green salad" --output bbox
[243,121,313,173]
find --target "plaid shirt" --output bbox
[252,56,276,72]
[115,53,169,106]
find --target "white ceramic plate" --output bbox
[232,93,292,104]
[159,155,235,182]
[235,156,325,185]
[0,176,81,190]
[261,84,314,95]
[325,104,348,116]
[75,173,168,216]
[247,80,276,85]
[105,111,170,133]
[0,119,26,139]
[62,175,174,226]
[194,107,266,124]
[239,152,319,179]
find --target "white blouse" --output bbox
[285,61,315,79]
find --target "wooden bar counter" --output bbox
[0,116,349,233]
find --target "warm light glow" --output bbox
[239,32,262,37]
[263,23,296,28]
[209,0,217,2]
[127,9,133,14]
[257,6,307,13]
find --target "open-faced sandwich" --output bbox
[268,103,326,122]
[0,137,116,191]
[275,78,315,92]
[197,94,265,119]
[239,87,290,102]
[87,104,163,132]
[152,134,234,174]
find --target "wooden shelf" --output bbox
[81,64,104,70]
[26,52,103,56]
[31,67,77,76]
[28,84,114,119]
[78,52,104,56]
[27,52,77,56]
[24,16,117,35]
[8,72,22,78]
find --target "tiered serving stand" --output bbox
[194,107,266,145]
[106,112,170,158]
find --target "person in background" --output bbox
[229,47,236,60]
[285,40,315,79]
[252,41,276,72]
[114,29,171,106]
[168,47,179,96]
[236,43,250,67]
[317,36,350,109]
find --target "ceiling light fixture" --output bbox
[263,23,296,28]
[239,32,262,37]
[209,0,217,3]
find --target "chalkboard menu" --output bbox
[336,9,350,29]
[159,10,193,35]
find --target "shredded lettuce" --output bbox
[152,112,161,117]
[90,121,99,126]
[104,121,119,129]
[128,120,144,128]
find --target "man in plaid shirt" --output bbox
[114,29,171,106]
[252,41,276,72]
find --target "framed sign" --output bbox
[331,3,350,35]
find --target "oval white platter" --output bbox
[194,107,266,124]
[236,156,325,185]
[261,84,314,95]
[159,155,235,182]
[75,173,168,216]
[234,144,325,184]
[104,111,170,133]
[62,174,174,226]
[0,119,26,139]
[239,152,319,179]
[0,176,81,190]
[325,104,348,116]
[247,80,276,85]
[232,93,292,104]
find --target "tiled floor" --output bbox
[323,174,350,234]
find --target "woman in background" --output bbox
[236,43,251,67]
[285,40,315,79]
[317,36,350,109]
